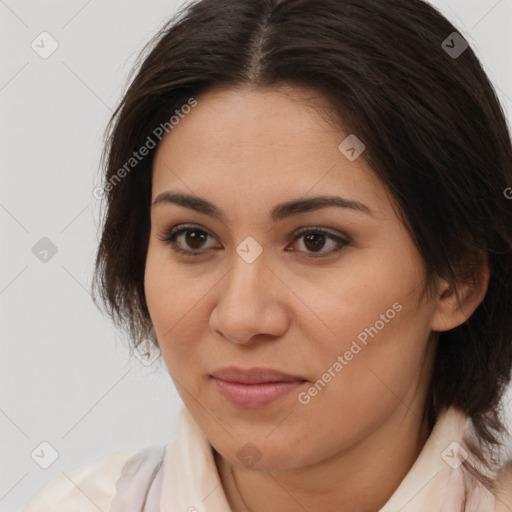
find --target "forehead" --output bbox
[155,84,341,159]
[151,85,391,220]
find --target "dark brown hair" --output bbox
[92,0,512,495]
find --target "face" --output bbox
[144,84,442,470]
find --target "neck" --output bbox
[215,407,432,512]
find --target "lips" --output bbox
[210,366,308,408]
[210,366,307,384]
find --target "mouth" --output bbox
[210,366,308,408]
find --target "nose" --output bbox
[209,249,290,345]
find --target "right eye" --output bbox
[157,224,219,257]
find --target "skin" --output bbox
[144,84,489,512]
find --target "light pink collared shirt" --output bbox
[21,405,512,511]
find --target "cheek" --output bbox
[299,253,421,350]
[317,300,432,410]
[144,243,172,328]
[144,243,189,345]
[295,279,434,456]
[144,242,216,364]
[300,246,433,394]
[145,239,190,317]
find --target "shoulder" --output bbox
[20,448,139,512]
[495,460,512,512]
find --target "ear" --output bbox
[430,255,490,332]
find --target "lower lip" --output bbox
[212,378,306,408]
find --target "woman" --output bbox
[22,0,512,510]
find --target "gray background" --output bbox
[1,0,511,510]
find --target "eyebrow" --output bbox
[152,191,372,221]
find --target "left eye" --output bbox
[157,224,350,258]
[290,228,350,258]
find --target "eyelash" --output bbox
[157,224,351,259]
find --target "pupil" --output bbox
[304,233,325,252]
[186,230,206,249]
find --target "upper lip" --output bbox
[210,366,307,384]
